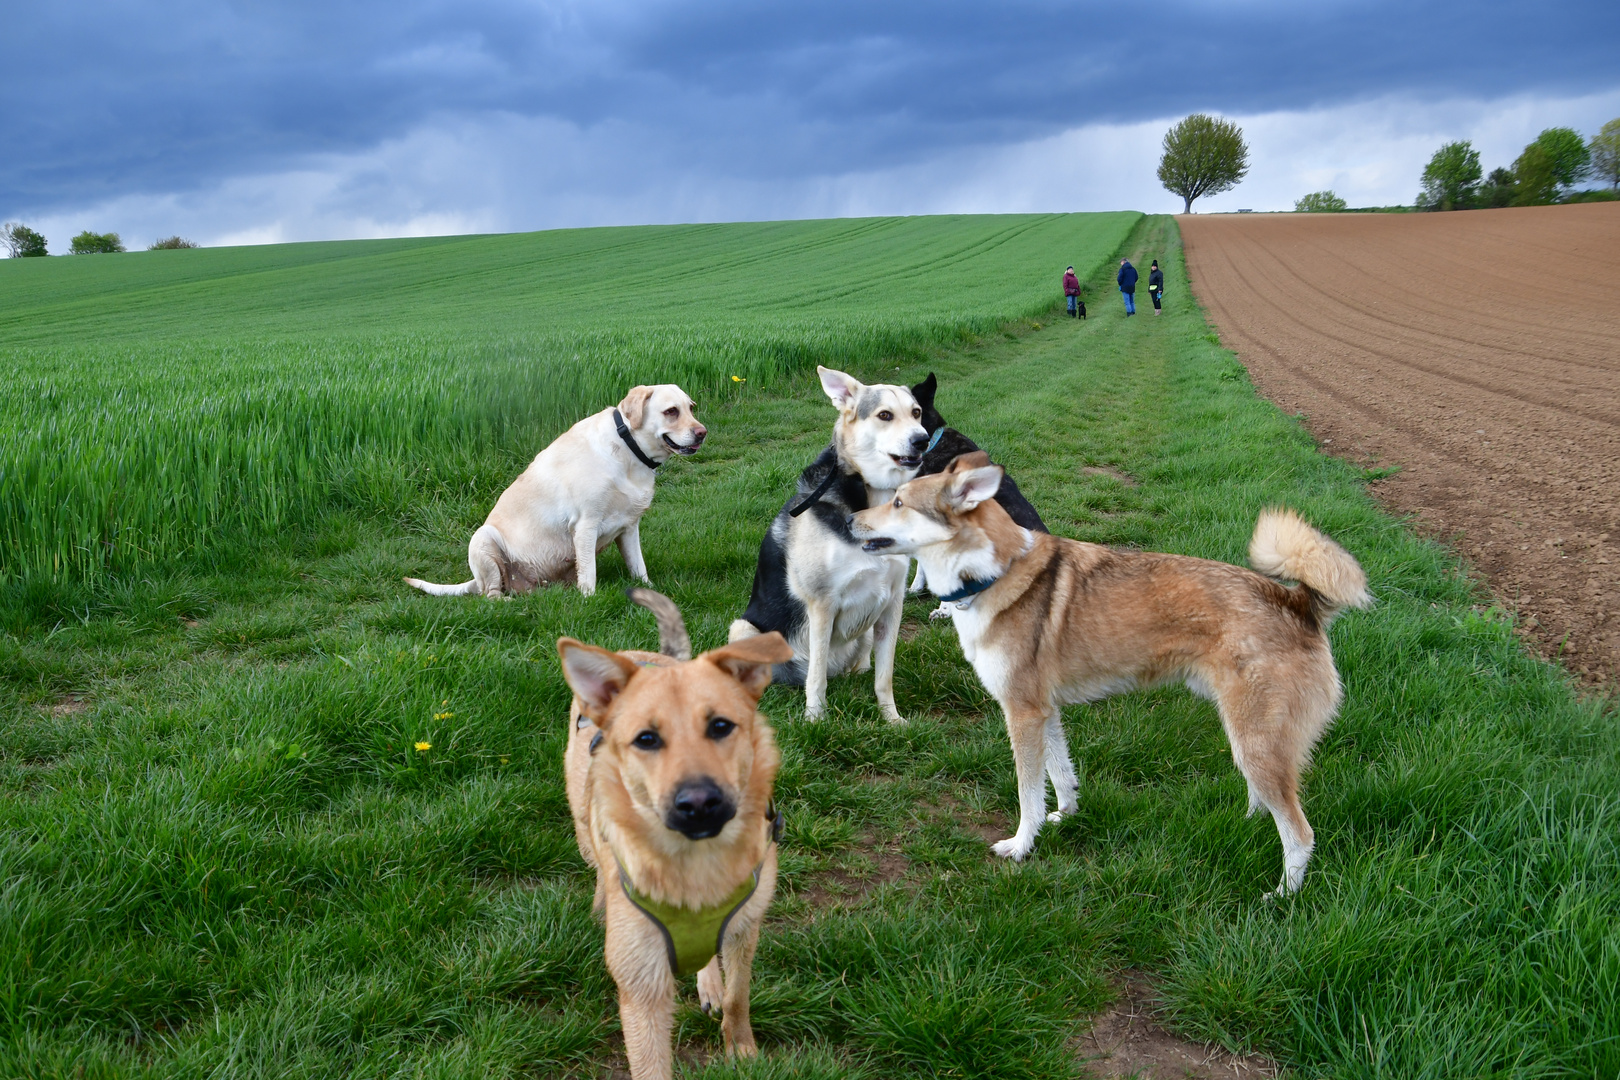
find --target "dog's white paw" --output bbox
[1045,810,1065,824]
[990,836,1034,861]
[803,705,824,722]
[696,958,724,1015]
[928,604,952,620]
[883,708,907,725]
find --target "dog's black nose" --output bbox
[908,432,929,453]
[667,778,736,839]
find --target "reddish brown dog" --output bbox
[559,590,793,1080]
[849,453,1371,895]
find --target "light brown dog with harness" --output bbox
[849,453,1371,895]
[559,590,793,1080]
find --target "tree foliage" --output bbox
[1589,118,1620,191]
[2,223,48,258]
[1294,190,1347,212]
[70,231,125,254]
[1417,141,1481,211]
[1477,167,1517,209]
[148,236,200,250]
[1157,114,1249,213]
[1511,142,1561,206]
[1529,127,1590,190]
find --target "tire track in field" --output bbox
[1183,204,1620,682]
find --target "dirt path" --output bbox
[1181,204,1620,682]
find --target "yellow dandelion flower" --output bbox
[415,741,432,752]
[434,711,454,720]
[500,756,510,765]
[731,375,745,382]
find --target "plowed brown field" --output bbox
[1181,204,1620,682]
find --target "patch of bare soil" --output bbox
[1082,464,1139,487]
[1080,972,1279,1079]
[1182,204,1620,682]
[796,834,910,909]
[47,695,89,718]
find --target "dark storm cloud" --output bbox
[5,0,1617,212]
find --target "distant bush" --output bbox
[1294,190,1348,212]
[1416,141,1481,211]
[2,222,47,257]
[148,236,200,250]
[1477,167,1517,209]
[70,231,125,254]
[1511,143,1561,206]
[1563,188,1618,203]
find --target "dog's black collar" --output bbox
[937,576,999,604]
[613,408,663,471]
[789,467,842,517]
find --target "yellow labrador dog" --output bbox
[849,453,1371,895]
[560,590,793,1080]
[406,385,705,598]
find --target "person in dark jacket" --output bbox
[1062,266,1083,317]
[1147,260,1165,315]
[1117,259,1138,315]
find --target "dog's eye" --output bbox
[912,408,921,420]
[663,407,679,418]
[877,410,893,421]
[632,729,663,750]
[706,717,735,740]
[893,497,902,509]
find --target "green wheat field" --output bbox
[3,213,1617,1078]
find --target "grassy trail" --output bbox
[4,216,1619,1078]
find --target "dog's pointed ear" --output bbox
[618,385,654,428]
[702,632,793,700]
[817,366,862,411]
[910,372,937,412]
[558,638,641,721]
[947,463,1004,512]
[945,450,992,474]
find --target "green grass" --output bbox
[0,213,1137,583]
[3,214,1618,1078]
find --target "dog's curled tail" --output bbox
[403,576,480,596]
[727,619,761,644]
[626,588,692,661]
[1249,508,1372,626]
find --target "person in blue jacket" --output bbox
[1117,259,1138,315]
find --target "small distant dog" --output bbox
[560,589,793,1080]
[908,372,1046,606]
[849,453,1372,894]
[729,366,929,721]
[405,385,705,599]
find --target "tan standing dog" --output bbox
[560,590,793,1079]
[406,385,705,599]
[849,453,1372,894]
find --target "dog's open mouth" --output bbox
[890,454,921,469]
[662,434,700,456]
[861,537,895,552]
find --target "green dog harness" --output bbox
[617,805,782,976]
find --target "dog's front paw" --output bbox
[697,957,724,1016]
[882,706,907,725]
[928,603,952,620]
[990,835,1034,861]
[803,705,824,722]
[1045,810,1065,824]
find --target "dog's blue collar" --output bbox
[937,576,999,604]
[924,426,945,455]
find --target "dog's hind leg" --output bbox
[1219,680,1321,896]
[991,703,1050,860]
[1042,709,1080,823]
[469,525,510,599]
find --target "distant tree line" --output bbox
[1,226,202,257]
[1415,120,1619,211]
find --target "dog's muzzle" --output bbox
[662,430,705,456]
[667,778,736,839]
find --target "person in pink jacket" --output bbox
[1062,266,1084,318]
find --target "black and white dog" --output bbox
[907,373,1047,606]
[729,366,929,722]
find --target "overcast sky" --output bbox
[6,1,1618,250]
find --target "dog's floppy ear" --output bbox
[702,632,793,701]
[945,450,992,474]
[618,385,654,428]
[558,638,641,721]
[817,366,862,411]
[910,372,937,412]
[947,463,1004,512]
